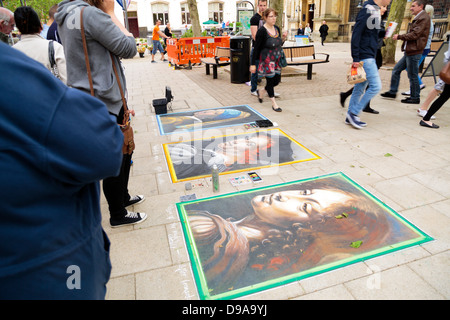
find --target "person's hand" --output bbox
[352,62,361,68]
[250,65,256,73]
[392,34,399,40]
[282,30,288,39]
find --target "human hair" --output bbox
[425,4,434,18]
[258,0,267,3]
[0,7,13,23]
[48,4,58,19]
[413,0,427,8]
[262,8,277,20]
[86,0,102,7]
[14,6,41,35]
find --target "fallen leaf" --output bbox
[384,153,393,157]
[350,241,363,248]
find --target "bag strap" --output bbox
[48,40,56,68]
[80,7,94,96]
[80,6,129,126]
[110,52,129,126]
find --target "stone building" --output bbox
[117,0,449,40]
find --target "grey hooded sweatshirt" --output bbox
[55,0,137,115]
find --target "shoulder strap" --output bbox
[48,40,56,67]
[80,7,94,96]
[80,6,129,125]
[110,52,129,125]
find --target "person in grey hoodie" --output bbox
[56,0,147,228]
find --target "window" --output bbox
[152,3,169,25]
[208,2,223,23]
[181,3,191,25]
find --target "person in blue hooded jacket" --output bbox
[0,42,123,299]
[346,0,391,129]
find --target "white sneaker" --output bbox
[251,91,258,96]
[402,84,425,96]
[417,109,435,119]
[274,92,280,98]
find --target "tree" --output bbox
[270,0,284,30]
[186,0,201,37]
[2,0,60,22]
[382,0,408,65]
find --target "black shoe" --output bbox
[256,89,263,103]
[401,97,420,104]
[380,91,396,99]
[110,211,148,228]
[419,120,439,129]
[363,106,379,114]
[125,195,145,207]
[339,92,347,108]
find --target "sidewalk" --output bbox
[103,42,449,300]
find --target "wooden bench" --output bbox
[282,45,330,80]
[200,47,231,79]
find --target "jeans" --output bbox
[152,40,164,54]
[250,48,259,93]
[348,58,382,116]
[389,53,422,99]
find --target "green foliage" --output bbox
[2,0,60,22]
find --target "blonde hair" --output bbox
[425,4,434,18]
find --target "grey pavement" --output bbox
[102,42,450,300]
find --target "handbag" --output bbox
[279,48,288,68]
[439,61,450,84]
[347,61,366,84]
[48,40,61,80]
[80,7,135,155]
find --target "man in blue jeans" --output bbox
[381,0,430,104]
[347,0,391,129]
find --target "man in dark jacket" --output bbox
[381,0,430,104]
[346,0,391,129]
[319,20,328,45]
[0,42,123,299]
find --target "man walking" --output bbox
[319,20,328,45]
[249,0,267,97]
[346,0,391,129]
[380,0,430,104]
[152,19,170,63]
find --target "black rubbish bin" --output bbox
[230,35,251,84]
[152,98,167,114]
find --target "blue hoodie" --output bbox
[0,43,123,299]
[351,0,384,62]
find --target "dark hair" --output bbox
[14,6,41,35]
[413,0,427,8]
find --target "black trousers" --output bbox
[423,84,450,121]
[103,108,132,219]
[265,74,281,98]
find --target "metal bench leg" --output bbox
[213,65,218,79]
[205,64,210,75]
[307,64,312,80]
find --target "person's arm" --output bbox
[85,7,136,59]
[350,7,369,66]
[397,14,429,42]
[158,30,169,39]
[250,27,265,73]
[98,0,133,37]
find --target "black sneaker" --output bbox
[125,195,145,207]
[401,97,420,104]
[110,211,147,228]
[380,91,396,99]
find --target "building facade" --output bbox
[117,0,449,40]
